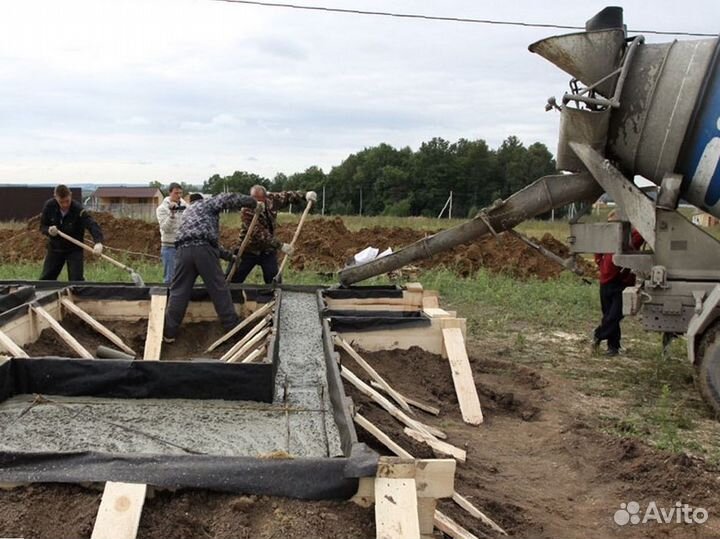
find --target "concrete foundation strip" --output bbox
[334,335,412,413]
[353,413,507,536]
[206,300,274,353]
[61,297,137,356]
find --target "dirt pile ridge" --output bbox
[2,213,595,280]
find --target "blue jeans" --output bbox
[161,246,177,284]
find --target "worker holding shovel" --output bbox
[228,185,316,284]
[163,192,257,343]
[39,184,104,281]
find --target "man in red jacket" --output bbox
[593,211,644,356]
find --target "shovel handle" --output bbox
[276,199,314,278]
[54,230,131,272]
[226,203,263,283]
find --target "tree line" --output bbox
[152,136,556,219]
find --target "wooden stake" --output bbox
[369,381,440,416]
[31,304,93,359]
[205,300,274,352]
[354,413,413,459]
[375,476,421,538]
[91,481,147,539]
[220,315,271,362]
[433,510,479,539]
[340,366,445,440]
[0,329,29,358]
[226,326,271,363]
[403,428,466,463]
[239,345,266,364]
[335,336,411,413]
[442,327,483,425]
[143,294,167,361]
[61,298,136,356]
[451,493,507,536]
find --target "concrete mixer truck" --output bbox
[338,7,720,413]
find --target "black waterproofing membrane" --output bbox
[0,286,35,315]
[0,282,378,498]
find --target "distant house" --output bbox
[692,211,719,228]
[89,187,164,220]
[0,186,81,221]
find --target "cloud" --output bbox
[0,0,716,183]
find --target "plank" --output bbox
[226,326,271,363]
[0,329,29,358]
[205,301,274,352]
[369,381,440,416]
[239,344,267,364]
[403,428,467,463]
[442,327,483,425]
[335,336,411,412]
[451,492,507,535]
[31,304,93,359]
[91,481,147,539]
[220,314,271,361]
[422,296,440,309]
[354,413,413,459]
[375,477,421,539]
[418,498,437,538]
[405,282,423,292]
[61,298,136,356]
[423,308,452,318]
[433,510,479,539]
[143,294,167,361]
[340,366,445,440]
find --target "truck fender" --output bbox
[687,284,720,364]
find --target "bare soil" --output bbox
[4,213,595,280]
[23,313,251,361]
[341,346,720,539]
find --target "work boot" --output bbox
[162,335,175,344]
[590,334,601,354]
[606,347,619,357]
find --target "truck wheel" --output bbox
[695,322,720,416]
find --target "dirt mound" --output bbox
[2,213,594,280]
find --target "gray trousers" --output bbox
[164,244,239,339]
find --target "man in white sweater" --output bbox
[156,182,187,284]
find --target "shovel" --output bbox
[54,229,145,286]
[275,198,314,281]
[226,202,263,283]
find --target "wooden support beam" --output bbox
[61,298,136,357]
[239,343,267,364]
[91,481,147,539]
[433,510,479,539]
[451,493,507,536]
[220,315,271,362]
[226,326,271,364]
[205,301,274,352]
[442,327,483,425]
[143,294,167,361]
[354,413,413,459]
[369,381,440,416]
[0,329,29,358]
[340,366,445,440]
[31,304,93,359]
[418,498,437,539]
[375,476,421,539]
[403,428,467,463]
[335,336,412,413]
[422,296,440,309]
[423,307,452,318]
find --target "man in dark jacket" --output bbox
[39,184,104,281]
[593,211,644,356]
[230,185,316,284]
[163,192,256,342]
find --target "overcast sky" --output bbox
[0,0,717,185]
